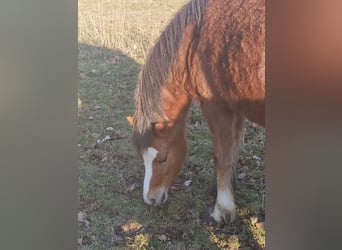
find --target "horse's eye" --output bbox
[159,156,167,165]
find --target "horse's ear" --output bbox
[152,122,169,137]
[126,116,134,126]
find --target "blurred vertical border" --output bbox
[267,0,342,249]
[0,0,77,249]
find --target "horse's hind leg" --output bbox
[200,102,244,224]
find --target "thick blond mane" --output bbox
[133,0,208,136]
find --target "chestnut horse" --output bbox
[127,0,264,224]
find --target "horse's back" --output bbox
[190,0,265,126]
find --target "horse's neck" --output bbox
[162,81,191,130]
[161,21,196,128]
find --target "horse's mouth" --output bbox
[161,191,168,204]
[144,188,168,206]
[152,190,168,206]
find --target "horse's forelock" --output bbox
[132,128,153,154]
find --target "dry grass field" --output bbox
[78,0,265,249]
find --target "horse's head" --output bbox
[127,117,187,206]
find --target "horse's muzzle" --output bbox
[144,189,168,206]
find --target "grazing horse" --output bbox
[127,0,265,224]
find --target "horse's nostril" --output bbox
[150,198,156,205]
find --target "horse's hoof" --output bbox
[200,208,225,228]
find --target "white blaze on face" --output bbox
[142,147,158,204]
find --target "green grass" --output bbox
[78,0,265,249]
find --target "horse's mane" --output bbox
[133,0,208,136]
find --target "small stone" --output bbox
[102,135,110,142]
[253,155,261,161]
[238,172,246,179]
[184,180,193,186]
[156,234,169,241]
[106,127,114,131]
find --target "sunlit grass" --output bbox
[79,0,186,61]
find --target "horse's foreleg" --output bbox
[200,102,245,224]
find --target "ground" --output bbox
[78,0,265,249]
